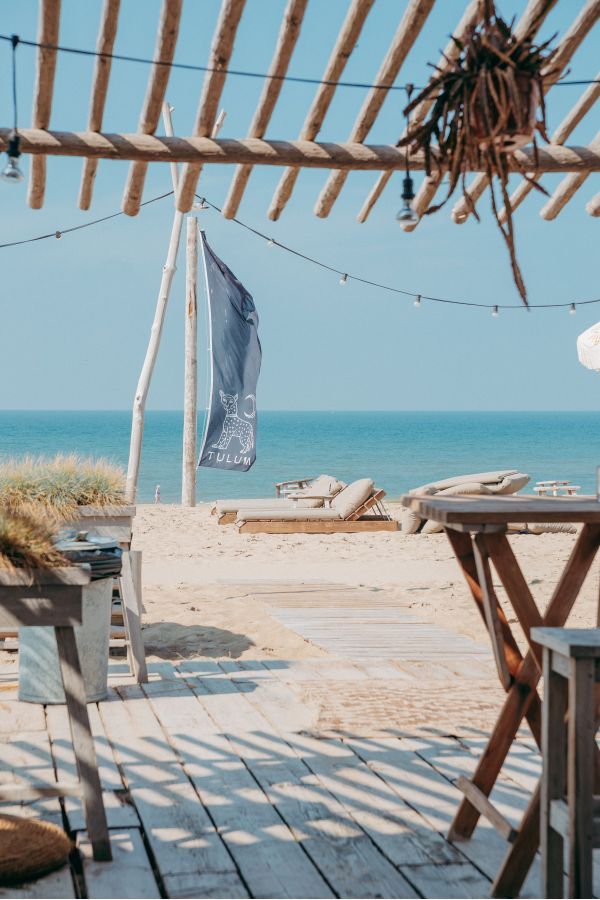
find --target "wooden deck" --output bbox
[1,584,597,898]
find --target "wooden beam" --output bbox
[28,0,61,210]
[176,0,246,213]
[6,129,600,173]
[452,0,600,225]
[268,0,375,221]
[586,191,600,216]
[357,0,484,226]
[540,131,600,219]
[122,0,183,216]
[78,0,120,210]
[313,0,436,219]
[498,72,600,224]
[221,0,308,219]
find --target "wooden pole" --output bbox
[124,103,183,502]
[182,218,198,506]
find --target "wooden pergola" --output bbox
[11,0,600,223]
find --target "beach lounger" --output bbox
[235,479,398,533]
[213,474,345,524]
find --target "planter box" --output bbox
[69,504,136,548]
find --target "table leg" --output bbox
[451,524,600,892]
[473,533,512,690]
[541,648,567,899]
[120,551,148,684]
[54,625,111,862]
[446,525,600,846]
[568,657,595,899]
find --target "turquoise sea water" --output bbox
[0,410,599,503]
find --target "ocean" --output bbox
[0,410,599,503]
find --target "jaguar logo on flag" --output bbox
[212,391,256,454]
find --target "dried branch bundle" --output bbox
[0,508,67,572]
[399,0,558,305]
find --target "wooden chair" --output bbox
[0,566,111,861]
[532,627,600,898]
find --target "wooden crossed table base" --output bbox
[401,494,600,899]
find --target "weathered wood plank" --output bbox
[78,827,160,899]
[99,685,237,883]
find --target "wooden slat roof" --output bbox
[12,0,600,223]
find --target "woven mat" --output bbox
[0,814,72,885]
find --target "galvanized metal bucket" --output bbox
[18,577,113,704]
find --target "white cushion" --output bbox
[436,482,492,496]
[487,473,530,495]
[331,478,374,519]
[238,507,342,522]
[299,474,344,497]
[421,519,444,535]
[526,522,577,535]
[410,470,518,495]
[401,508,422,534]
[217,497,321,514]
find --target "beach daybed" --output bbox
[235,478,398,533]
[213,474,345,524]
[402,469,530,534]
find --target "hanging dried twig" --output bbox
[399,0,559,305]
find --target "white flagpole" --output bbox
[125,102,183,503]
[197,228,214,467]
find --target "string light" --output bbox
[492,305,499,317]
[1,35,23,184]
[267,238,275,247]
[339,273,348,285]
[1,188,597,314]
[569,303,576,315]
[397,84,418,226]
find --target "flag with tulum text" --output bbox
[198,231,261,472]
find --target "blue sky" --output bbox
[0,0,598,411]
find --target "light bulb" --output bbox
[492,305,499,317]
[192,197,208,211]
[267,238,275,247]
[397,174,418,225]
[569,303,576,315]
[55,231,61,239]
[396,203,419,225]
[1,132,24,184]
[340,274,348,285]
[0,154,23,183]
[414,294,421,308]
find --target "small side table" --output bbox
[0,566,111,861]
[532,627,600,899]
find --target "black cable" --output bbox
[197,196,599,311]
[0,190,173,248]
[1,33,599,92]
[10,34,18,132]
[0,180,595,311]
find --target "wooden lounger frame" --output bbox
[236,489,398,534]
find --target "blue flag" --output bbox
[198,232,261,471]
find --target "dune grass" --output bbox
[0,454,126,520]
[0,507,68,572]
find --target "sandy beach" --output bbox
[133,501,600,663]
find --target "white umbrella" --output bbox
[577,321,600,371]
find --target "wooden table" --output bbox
[401,494,600,898]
